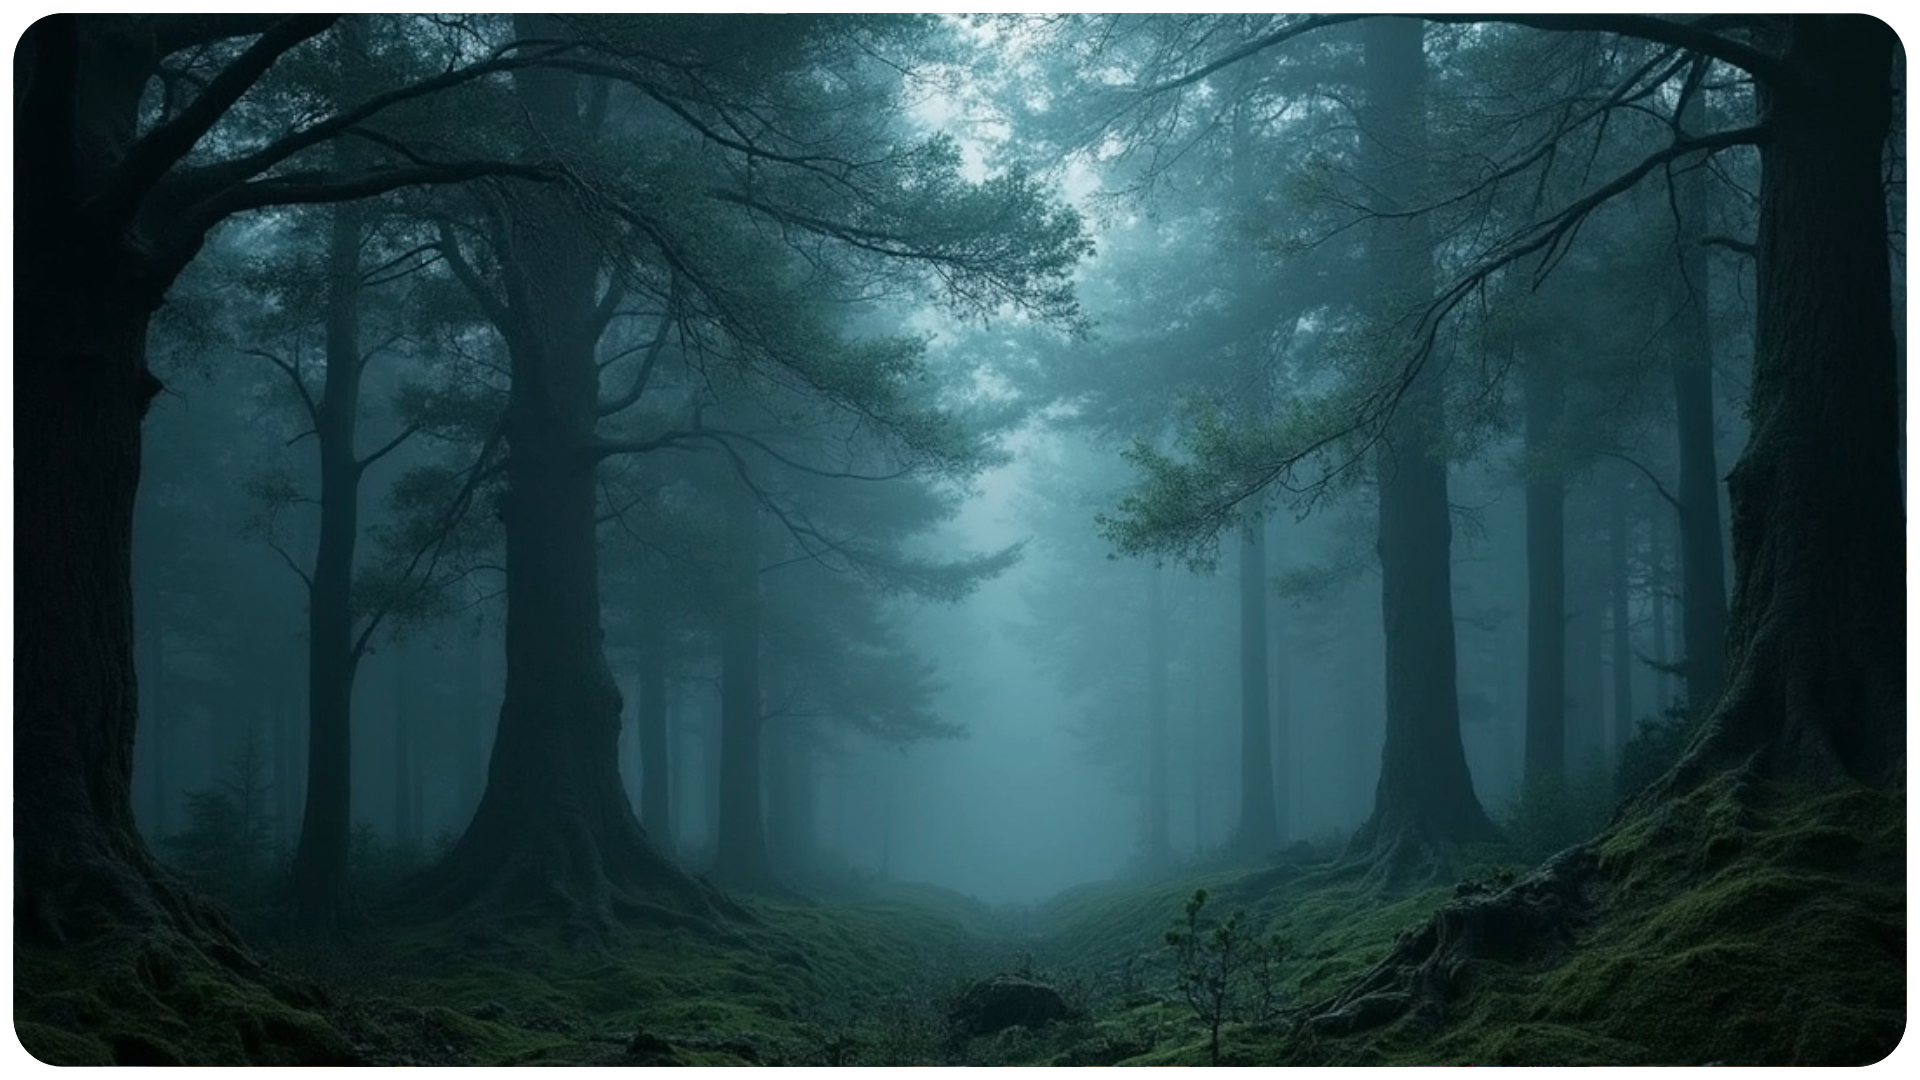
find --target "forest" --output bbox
[11,13,1905,1067]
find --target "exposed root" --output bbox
[1291,844,1598,1038]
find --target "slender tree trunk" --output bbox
[392,648,415,848]
[1268,517,1293,845]
[1566,547,1606,767]
[1235,522,1279,858]
[716,480,772,889]
[1523,347,1566,783]
[636,617,672,843]
[1609,484,1634,756]
[789,724,816,876]
[704,689,723,853]
[1670,17,1904,792]
[1144,564,1172,870]
[1649,501,1673,712]
[1672,99,1732,721]
[1351,18,1498,878]
[455,631,487,831]
[288,193,368,932]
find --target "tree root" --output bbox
[1290,844,1597,1038]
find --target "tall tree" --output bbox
[412,15,1084,912]
[1104,13,1903,794]
[15,14,554,961]
[1349,18,1499,877]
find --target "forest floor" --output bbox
[15,771,1904,1066]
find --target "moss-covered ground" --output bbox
[16,775,1904,1066]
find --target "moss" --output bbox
[1406,773,1905,1067]
[20,777,1893,1067]
[14,1021,114,1066]
[15,935,355,1066]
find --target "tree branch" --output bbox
[168,37,575,201]
[150,14,291,56]
[355,424,420,476]
[1698,233,1757,258]
[98,16,339,229]
[596,289,678,418]
[1599,452,1683,514]
[1140,15,1797,112]
[246,347,320,425]
[435,220,514,332]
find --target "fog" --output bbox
[31,7,1866,983]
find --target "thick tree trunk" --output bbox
[15,284,175,943]
[1522,347,1567,783]
[1235,522,1280,858]
[415,35,713,930]
[716,480,773,890]
[1671,17,1904,792]
[1352,18,1498,878]
[143,605,169,838]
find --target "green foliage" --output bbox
[1614,700,1702,802]
[1500,764,1617,865]
[160,731,280,911]
[1163,888,1290,1065]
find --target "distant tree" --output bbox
[1095,14,1903,804]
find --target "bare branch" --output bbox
[596,286,678,418]
[195,158,554,224]
[1599,451,1683,514]
[99,16,339,228]
[435,220,513,332]
[246,347,320,424]
[1699,233,1757,258]
[355,424,420,476]
[150,15,290,56]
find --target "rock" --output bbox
[948,975,1072,1037]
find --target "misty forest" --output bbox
[13,14,1906,1067]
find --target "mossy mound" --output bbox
[14,933,355,1066]
[1258,770,1905,1066]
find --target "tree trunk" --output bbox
[15,287,177,943]
[1522,345,1567,784]
[1672,102,1732,721]
[288,194,368,932]
[1609,483,1634,756]
[143,603,169,838]
[454,631,487,831]
[1566,546,1606,767]
[1352,18,1498,877]
[1235,522,1279,858]
[392,648,416,848]
[415,32,712,929]
[1671,17,1904,792]
[1144,564,1173,870]
[716,479,772,890]
[1268,517,1293,845]
[636,617,672,843]
[1649,498,1673,712]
